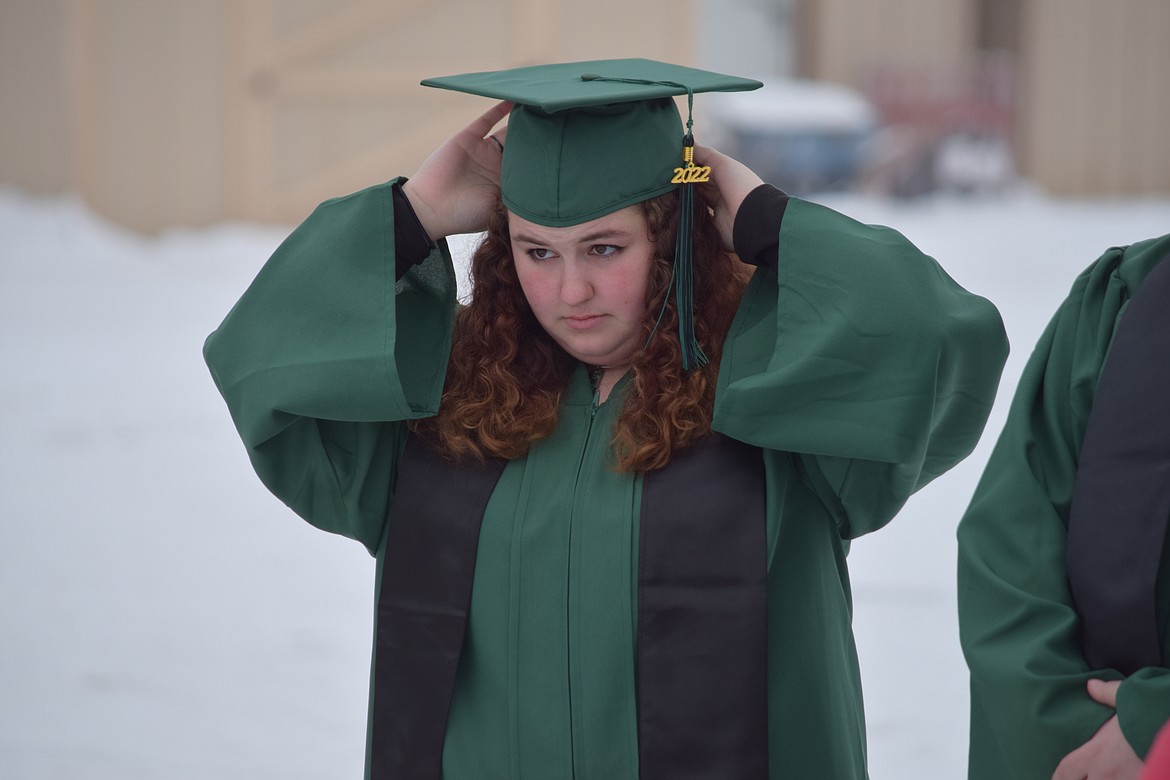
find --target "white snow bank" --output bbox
[2,185,1168,779]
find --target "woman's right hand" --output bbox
[402,100,512,241]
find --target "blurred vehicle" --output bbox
[933,126,1015,195]
[705,78,878,195]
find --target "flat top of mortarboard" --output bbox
[421,58,762,113]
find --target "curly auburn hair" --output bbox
[412,189,752,472]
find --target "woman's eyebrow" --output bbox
[575,229,631,244]
[511,228,631,245]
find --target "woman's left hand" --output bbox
[692,144,764,251]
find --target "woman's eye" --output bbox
[589,244,620,257]
[527,248,556,261]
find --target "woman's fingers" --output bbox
[489,123,509,151]
[1087,679,1121,708]
[468,100,512,140]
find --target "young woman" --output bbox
[205,60,1008,780]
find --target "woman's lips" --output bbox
[564,314,605,331]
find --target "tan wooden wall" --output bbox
[0,0,693,232]
[797,0,1170,197]
[5,0,1168,229]
[800,0,975,86]
[1,1,75,198]
[1020,0,1170,196]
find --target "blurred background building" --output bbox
[2,0,1167,232]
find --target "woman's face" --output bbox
[509,205,656,369]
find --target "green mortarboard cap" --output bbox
[422,59,762,371]
[421,58,761,226]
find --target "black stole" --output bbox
[370,432,769,779]
[370,433,504,777]
[1067,253,1170,674]
[639,432,769,780]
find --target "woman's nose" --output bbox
[560,263,593,305]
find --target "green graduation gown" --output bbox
[957,234,1170,779]
[205,179,1007,779]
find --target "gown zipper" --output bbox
[566,366,603,778]
[589,366,602,418]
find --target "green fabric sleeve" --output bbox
[203,179,457,554]
[713,196,1008,538]
[957,238,1170,778]
[1119,670,1170,757]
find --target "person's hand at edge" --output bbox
[1052,679,1144,780]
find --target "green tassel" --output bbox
[675,134,708,372]
[580,73,708,371]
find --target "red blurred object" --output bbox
[1144,721,1170,780]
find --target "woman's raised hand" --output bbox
[402,100,512,241]
[692,144,765,252]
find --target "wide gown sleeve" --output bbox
[956,240,1170,778]
[714,196,1008,538]
[203,179,457,554]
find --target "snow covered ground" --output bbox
[2,184,1168,779]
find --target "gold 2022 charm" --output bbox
[671,165,712,184]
